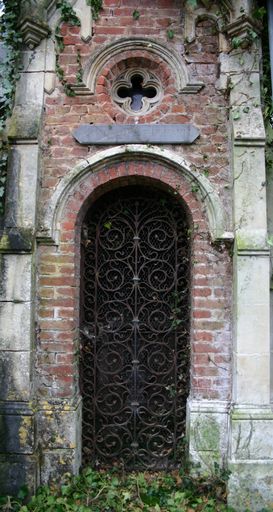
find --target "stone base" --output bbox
[187,399,229,473]
[228,406,273,511]
[0,454,38,495]
[37,397,82,485]
[228,462,273,511]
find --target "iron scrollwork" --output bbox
[80,187,191,470]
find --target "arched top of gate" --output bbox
[41,145,232,245]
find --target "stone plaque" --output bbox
[73,124,200,145]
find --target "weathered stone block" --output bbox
[0,352,31,400]
[233,145,267,243]
[0,414,34,454]
[0,454,37,495]
[5,145,39,229]
[231,417,273,460]
[228,462,273,511]
[219,51,259,75]
[235,354,270,405]
[0,302,32,351]
[0,254,32,301]
[188,400,229,473]
[37,404,81,450]
[14,71,44,108]
[8,106,41,140]
[234,254,270,355]
[232,106,265,143]
[22,45,46,73]
[40,449,81,486]
[0,229,34,252]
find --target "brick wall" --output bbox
[37,0,232,403]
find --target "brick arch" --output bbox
[95,54,176,123]
[42,145,228,244]
[82,37,195,94]
[37,159,232,402]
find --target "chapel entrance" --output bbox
[80,185,191,470]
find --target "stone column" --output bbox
[225,31,273,511]
[0,33,47,493]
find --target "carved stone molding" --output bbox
[81,37,204,96]
[112,69,162,116]
[19,17,51,49]
[225,15,261,48]
[184,0,233,44]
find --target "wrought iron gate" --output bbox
[80,186,190,469]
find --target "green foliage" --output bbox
[167,29,174,40]
[54,1,81,97]
[260,5,273,174]
[0,0,22,131]
[185,0,198,8]
[0,467,236,512]
[231,30,258,50]
[86,0,102,20]
[57,0,80,25]
[76,49,83,83]
[132,10,140,20]
[55,54,75,97]
[0,142,8,214]
[0,0,22,215]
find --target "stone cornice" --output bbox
[225,15,262,48]
[19,17,51,49]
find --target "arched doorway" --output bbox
[80,185,191,469]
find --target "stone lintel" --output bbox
[73,124,200,145]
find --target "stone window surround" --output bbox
[111,68,163,116]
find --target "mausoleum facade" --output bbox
[0,0,272,510]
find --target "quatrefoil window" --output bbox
[112,69,162,115]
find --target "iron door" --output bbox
[80,187,190,469]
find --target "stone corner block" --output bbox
[7,105,42,141]
[0,254,33,301]
[227,462,273,512]
[0,454,37,495]
[0,352,31,401]
[232,107,265,144]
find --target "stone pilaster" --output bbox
[226,12,273,507]
[0,38,47,494]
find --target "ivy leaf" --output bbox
[232,110,241,120]
[167,29,174,40]
[103,221,112,230]
[186,0,198,8]
[132,9,140,20]
[267,235,273,247]
[231,36,242,49]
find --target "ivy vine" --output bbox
[54,0,81,97]
[0,0,22,131]
[87,0,102,20]
[0,0,23,213]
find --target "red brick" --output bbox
[38,1,232,404]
